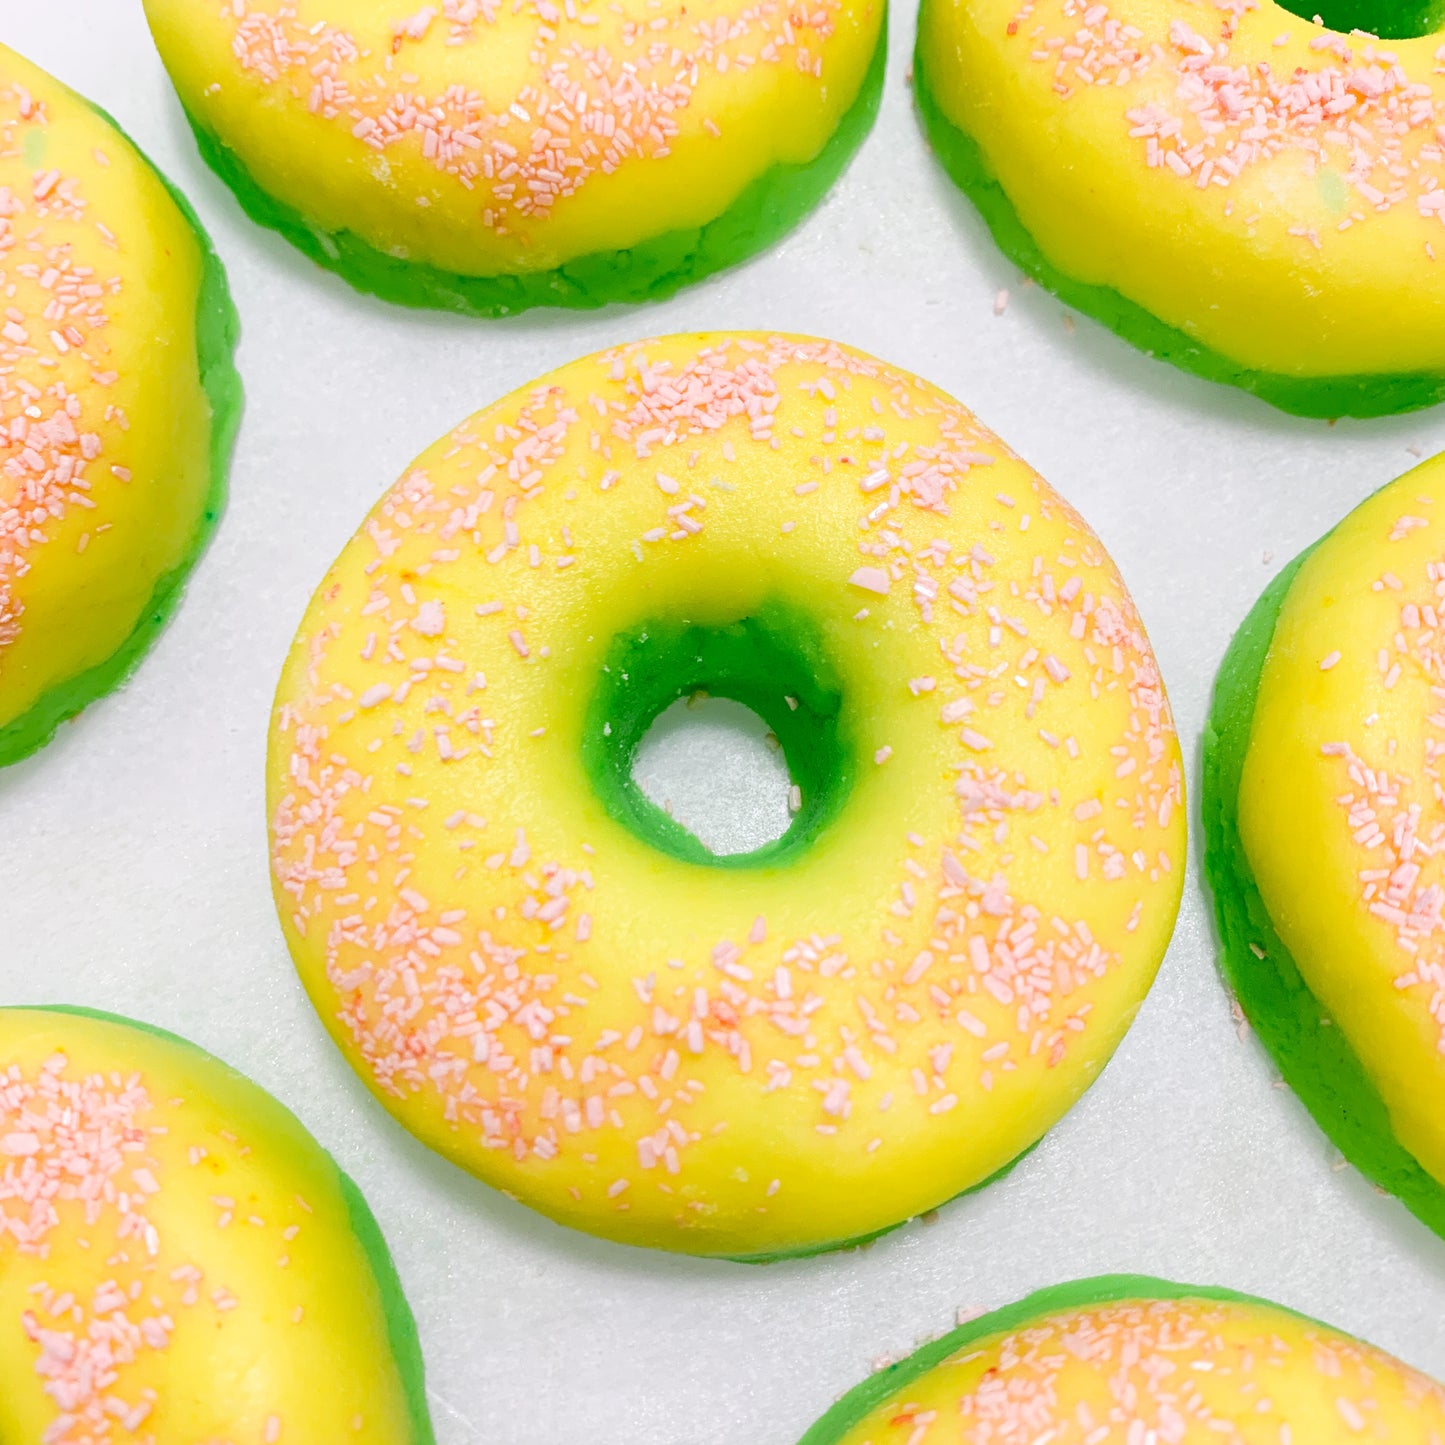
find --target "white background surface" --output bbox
[4,2,1445,1440]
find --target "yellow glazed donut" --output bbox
[267,332,1186,1258]
[0,47,240,768]
[141,0,885,316]
[915,0,1445,416]
[0,1006,431,1444]
[1204,452,1445,1243]
[798,1276,1445,1445]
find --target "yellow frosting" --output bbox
[0,46,216,743]
[832,1295,1445,1443]
[1240,455,1445,1188]
[918,0,1445,379]
[267,332,1185,1256]
[142,0,883,276]
[0,1008,416,1444]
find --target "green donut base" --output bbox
[178,21,887,318]
[1276,0,1444,42]
[10,1003,435,1445]
[0,100,243,771]
[1200,512,1445,1243]
[911,31,1445,420]
[795,1273,1356,1444]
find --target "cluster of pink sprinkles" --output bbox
[0,75,124,658]
[1315,508,1445,1054]
[222,0,848,240]
[868,1299,1445,1442]
[271,334,1183,1228]
[0,1042,326,1442]
[1007,0,1445,248]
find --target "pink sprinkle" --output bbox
[849,566,891,595]
[411,600,446,637]
[509,631,530,658]
[1320,651,1342,670]
[874,746,893,764]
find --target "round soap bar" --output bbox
[914,0,1445,417]
[799,1276,1445,1445]
[0,1006,431,1444]
[0,45,240,769]
[267,331,1186,1258]
[142,0,885,316]
[1204,453,1445,1241]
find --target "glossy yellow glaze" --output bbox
[267,333,1185,1255]
[0,46,214,739]
[1241,455,1445,1188]
[0,1008,416,1443]
[919,0,1445,378]
[143,0,883,275]
[836,1296,1445,1443]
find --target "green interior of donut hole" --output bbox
[1271,0,1444,39]
[583,603,855,868]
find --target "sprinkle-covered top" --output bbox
[0,1008,417,1444]
[1241,453,1445,1190]
[143,0,883,273]
[0,64,119,666]
[919,0,1445,379]
[0,45,215,744]
[1012,0,1445,237]
[830,1296,1445,1444]
[268,333,1185,1255]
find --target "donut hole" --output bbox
[1271,0,1443,39]
[583,603,855,868]
[632,697,794,856]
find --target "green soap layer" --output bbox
[0,101,243,771]
[1200,520,1445,1241]
[1274,0,1443,41]
[912,30,1445,419]
[797,1274,1346,1445]
[582,602,855,871]
[13,1004,435,1445]
[180,20,886,317]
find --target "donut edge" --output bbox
[792,1273,1364,1445]
[722,1142,1040,1264]
[910,13,1445,420]
[5,1002,436,1445]
[162,16,887,317]
[1199,486,1445,1244]
[0,92,243,771]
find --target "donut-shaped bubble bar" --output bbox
[268,333,1185,1258]
[915,0,1445,416]
[0,45,240,768]
[799,1276,1445,1445]
[0,1007,431,1444]
[142,0,885,316]
[1205,451,1445,1242]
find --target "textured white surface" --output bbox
[4,2,1445,1440]
[634,699,795,857]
